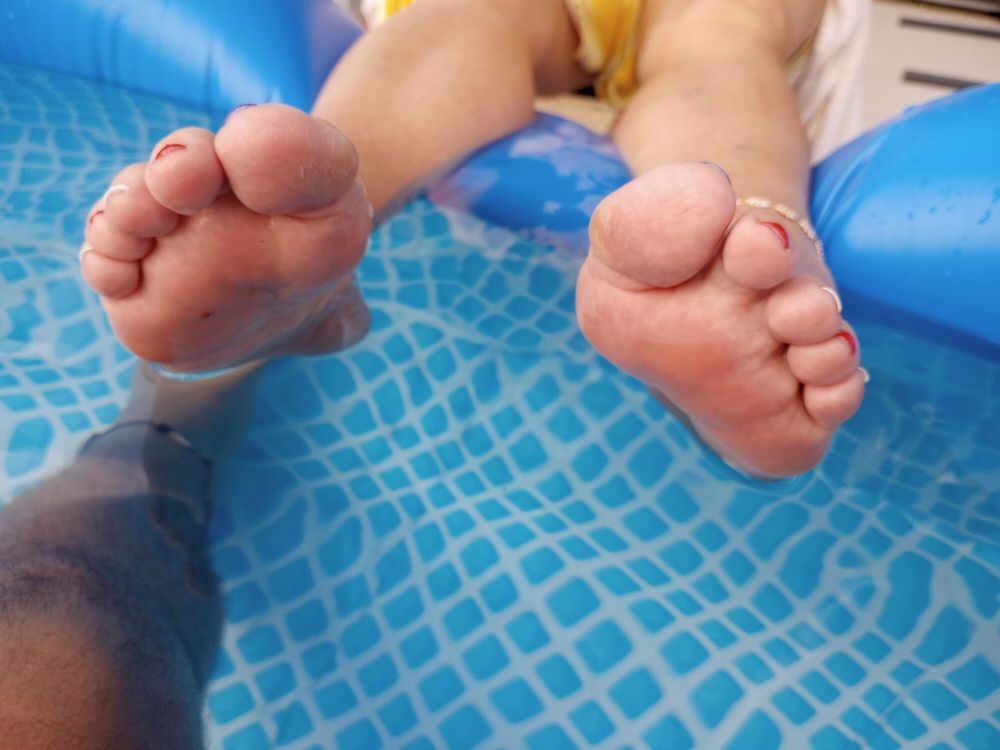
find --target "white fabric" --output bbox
[790,0,872,161]
[360,0,386,27]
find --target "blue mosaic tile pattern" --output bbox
[0,61,211,496]
[2,62,999,749]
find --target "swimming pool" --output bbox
[2,59,999,750]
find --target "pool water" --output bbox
[1,62,999,750]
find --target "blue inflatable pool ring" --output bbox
[0,0,361,116]
[1,2,999,750]
[812,86,1000,353]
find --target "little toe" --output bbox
[766,276,843,344]
[145,127,227,215]
[587,162,735,290]
[786,326,860,385]
[721,214,796,290]
[80,246,140,299]
[102,163,179,239]
[803,369,867,428]
[214,103,360,216]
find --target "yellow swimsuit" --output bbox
[562,0,643,108]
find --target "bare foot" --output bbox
[576,163,866,477]
[80,104,372,373]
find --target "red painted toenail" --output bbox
[89,209,104,225]
[760,221,789,249]
[836,330,857,355]
[154,143,186,161]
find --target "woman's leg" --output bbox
[0,432,215,748]
[0,364,260,749]
[576,0,866,476]
[315,0,591,211]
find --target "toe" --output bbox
[721,214,796,290]
[85,206,153,262]
[766,276,843,344]
[786,325,860,385]
[84,179,156,261]
[803,368,867,428]
[80,246,140,299]
[214,103,360,216]
[102,163,180,239]
[587,162,735,289]
[145,127,227,215]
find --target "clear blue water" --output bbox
[1,61,999,750]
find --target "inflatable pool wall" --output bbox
[0,0,362,116]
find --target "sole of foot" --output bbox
[80,103,372,373]
[577,162,866,477]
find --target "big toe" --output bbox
[215,103,362,216]
[587,162,735,289]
